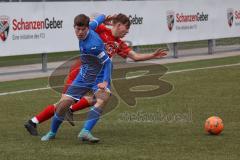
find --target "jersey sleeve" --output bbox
[91,44,110,65]
[89,14,106,30]
[91,44,112,82]
[117,41,131,59]
[95,24,107,34]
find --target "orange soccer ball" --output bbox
[205,116,224,135]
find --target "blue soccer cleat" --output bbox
[41,131,56,141]
[78,129,100,143]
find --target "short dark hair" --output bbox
[74,14,90,27]
[113,13,131,29]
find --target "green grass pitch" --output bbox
[0,56,240,160]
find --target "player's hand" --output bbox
[104,14,117,26]
[98,81,108,90]
[153,48,167,58]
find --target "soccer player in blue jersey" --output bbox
[41,14,112,142]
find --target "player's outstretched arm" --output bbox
[89,14,106,30]
[127,48,167,61]
[104,14,117,26]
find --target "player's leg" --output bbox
[24,104,56,136]
[41,95,75,141]
[65,95,96,126]
[41,82,92,141]
[78,88,111,143]
[24,93,72,136]
[25,69,79,135]
[28,85,94,130]
[70,95,95,112]
[24,75,74,135]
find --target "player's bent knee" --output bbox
[94,99,106,108]
[94,95,110,108]
[55,96,74,116]
[95,89,111,102]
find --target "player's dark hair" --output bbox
[113,13,131,29]
[74,14,90,27]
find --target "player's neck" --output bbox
[80,30,90,41]
[111,28,118,38]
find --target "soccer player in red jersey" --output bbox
[24,14,167,137]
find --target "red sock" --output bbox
[71,97,90,112]
[35,104,55,123]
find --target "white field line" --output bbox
[0,63,239,96]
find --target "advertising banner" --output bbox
[0,0,239,56]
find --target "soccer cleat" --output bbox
[41,131,56,141]
[24,120,38,136]
[78,129,100,143]
[65,108,75,126]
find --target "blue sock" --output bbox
[83,106,102,131]
[50,113,64,134]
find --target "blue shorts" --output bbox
[65,77,111,101]
[65,79,94,101]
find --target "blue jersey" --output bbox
[77,29,111,83]
[76,14,111,83]
[66,15,112,100]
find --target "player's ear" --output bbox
[115,22,122,29]
[116,22,121,27]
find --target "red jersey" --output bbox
[95,24,131,58]
[62,24,131,93]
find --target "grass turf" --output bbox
[0,57,240,160]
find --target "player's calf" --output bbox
[94,89,111,108]
[55,96,75,116]
[65,96,95,126]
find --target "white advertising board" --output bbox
[0,0,239,56]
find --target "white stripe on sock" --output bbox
[31,117,39,124]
